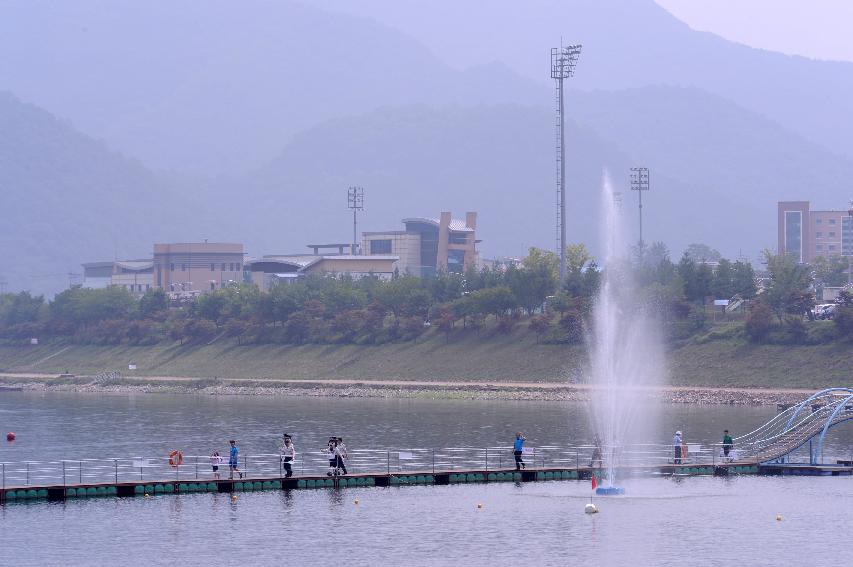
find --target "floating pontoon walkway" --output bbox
[3,460,851,504]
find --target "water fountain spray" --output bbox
[587,171,665,495]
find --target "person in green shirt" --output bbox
[722,430,734,457]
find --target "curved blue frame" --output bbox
[812,393,853,464]
[784,388,853,431]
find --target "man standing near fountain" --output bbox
[513,432,526,470]
[673,431,683,464]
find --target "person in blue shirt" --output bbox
[228,439,243,479]
[513,432,526,470]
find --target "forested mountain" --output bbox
[0,93,195,294]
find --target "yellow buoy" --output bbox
[144,493,150,498]
[354,499,359,505]
[477,503,483,509]
[232,495,238,502]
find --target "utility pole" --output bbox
[551,43,582,286]
[630,167,650,253]
[347,186,364,256]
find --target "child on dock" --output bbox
[210,451,222,480]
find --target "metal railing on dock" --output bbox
[1,442,762,490]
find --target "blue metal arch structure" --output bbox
[734,388,853,465]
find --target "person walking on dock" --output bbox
[722,430,733,458]
[513,432,526,470]
[327,437,338,477]
[335,437,348,476]
[280,433,296,478]
[228,440,243,479]
[210,451,222,480]
[673,431,683,464]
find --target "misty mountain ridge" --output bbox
[3,0,853,175]
[3,1,853,295]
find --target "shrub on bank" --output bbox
[745,301,774,342]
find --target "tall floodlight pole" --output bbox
[847,199,853,287]
[347,186,364,256]
[630,167,650,252]
[551,43,582,286]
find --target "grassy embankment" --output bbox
[0,322,850,389]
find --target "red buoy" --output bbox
[6,432,15,441]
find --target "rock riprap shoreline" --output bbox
[0,373,812,405]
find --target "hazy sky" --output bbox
[655,0,853,62]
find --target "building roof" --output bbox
[246,254,399,273]
[115,260,154,271]
[402,217,474,232]
[82,259,153,271]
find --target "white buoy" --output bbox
[584,503,598,515]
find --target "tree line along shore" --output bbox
[2,245,851,349]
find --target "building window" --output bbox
[816,232,823,238]
[449,232,468,245]
[447,249,466,274]
[170,263,175,272]
[145,284,150,291]
[816,219,822,224]
[816,245,823,251]
[221,263,226,271]
[830,232,836,237]
[210,282,215,290]
[236,263,242,272]
[784,211,802,262]
[829,218,837,225]
[829,245,836,251]
[182,263,186,271]
[210,263,215,271]
[370,239,393,254]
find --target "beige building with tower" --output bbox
[362,211,479,277]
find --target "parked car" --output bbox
[812,304,837,320]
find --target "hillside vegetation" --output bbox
[1,322,851,390]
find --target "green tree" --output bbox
[528,312,553,343]
[139,288,168,318]
[684,243,722,262]
[763,250,814,322]
[507,251,557,315]
[471,286,516,319]
[0,291,44,325]
[731,261,758,298]
[711,258,735,299]
[811,255,848,287]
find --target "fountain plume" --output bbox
[587,170,665,488]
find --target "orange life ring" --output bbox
[169,450,184,467]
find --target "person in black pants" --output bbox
[513,432,526,470]
[280,433,295,478]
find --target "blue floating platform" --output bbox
[595,486,625,496]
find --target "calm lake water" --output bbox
[1,392,852,566]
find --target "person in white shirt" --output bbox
[210,451,222,480]
[334,437,348,475]
[280,434,296,478]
